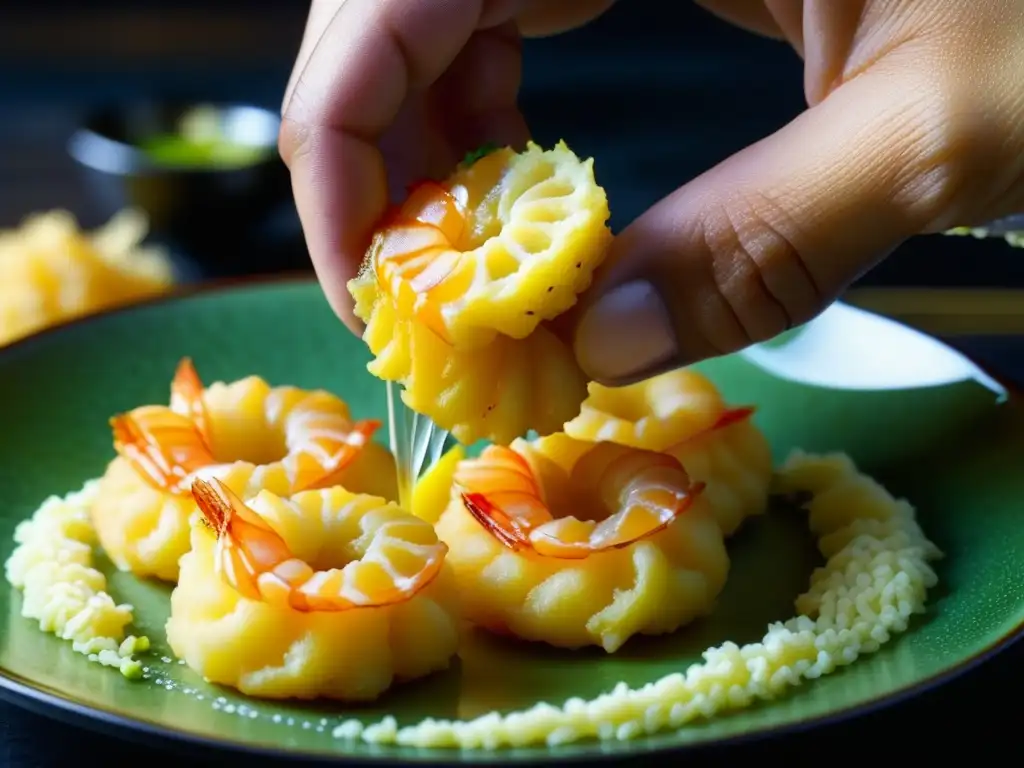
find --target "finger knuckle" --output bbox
[890,68,1017,228]
[694,196,820,343]
[277,116,314,169]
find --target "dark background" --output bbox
[0,1,1022,765]
[3,0,1024,285]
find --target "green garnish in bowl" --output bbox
[136,105,272,170]
[138,136,270,169]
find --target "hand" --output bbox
[279,0,614,331]
[281,1,1024,387]
[569,0,1024,384]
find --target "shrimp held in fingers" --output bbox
[348,142,612,445]
[564,369,773,536]
[166,481,460,702]
[91,358,392,582]
[434,437,729,653]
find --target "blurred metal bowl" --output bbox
[68,102,302,276]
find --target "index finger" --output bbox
[279,0,496,330]
[281,0,344,115]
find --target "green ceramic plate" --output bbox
[0,278,1022,763]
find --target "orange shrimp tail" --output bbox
[170,357,210,442]
[291,418,383,492]
[457,444,547,551]
[461,444,708,560]
[191,477,269,601]
[190,477,231,536]
[530,481,706,560]
[192,476,278,534]
[602,480,705,551]
[110,411,212,495]
[461,492,534,551]
[712,405,756,430]
[663,405,757,455]
[392,542,448,600]
[290,541,449,613]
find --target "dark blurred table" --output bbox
[1,2,1023,765]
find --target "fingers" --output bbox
[279,0,508,331]
[695,1,806,55]
[570,60,1024,385]
[693,0,786,41]
[431,21,530,156]
[281,0,344,115]
[515,0,616,37]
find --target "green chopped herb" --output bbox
[462,143,498,167]
[119,657,144,680]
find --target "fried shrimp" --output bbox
[349,141,612,445]
[166,479,460,702]
[564,370,773,536]
[190,478,447,611]
[91,358,391,581]
[458,445,705,559]
[434,436,729,652]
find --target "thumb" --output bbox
[570,63,1019,386]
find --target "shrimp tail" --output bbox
[614,480,706,549]
[190,477,269,601]
[526,481,706,559]
[329,418,382,472]
[293,417,383,492]
[193,478,446,612]
[461,492,533,551]
[461,445,709,559]
[111,407,216,494]
[191,477,278,534]
[111,413,162,486]
[712,406,756,431]
[191,477,231,535]
[112,412,193,494]
[170,357,210,442]
[662,405,757,455]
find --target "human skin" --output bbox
[279,0,1024,385]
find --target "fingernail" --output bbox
[573,279,679,383]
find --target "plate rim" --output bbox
[0,275,1022,763]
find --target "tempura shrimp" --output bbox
[434,437,729,652]
[166,479,460,701]
[564,370,773,536]
[91,358,391,582]
[191,478,446,611]
[116,358,380,494]
[349,141,612,445]
[458,445,705,559]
